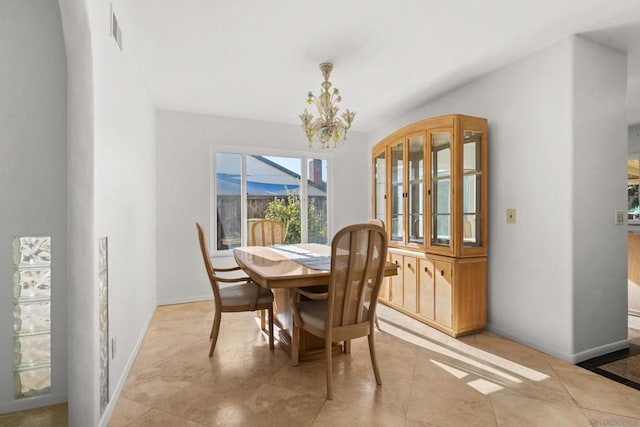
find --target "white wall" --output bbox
[572,37,628,357]
[58,0,95,424]
[0,1,68,413]
[630,125,640,153]
[88,1,157,425]
[369,36,628,362]
[61,0,158,424]
[156,110,369,304]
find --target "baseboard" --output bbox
[98,304,155,427]
[157,294,212,306]
[0,392,67,414]
[485,323,576,362]
[485,323,629,364]
[571,339,630,364]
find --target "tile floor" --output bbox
[3,303,640,426]
[110,303,640,426]
[579,320,640,390]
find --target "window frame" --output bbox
[210,146,332,256]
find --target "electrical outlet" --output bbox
[506,208,516,224]
[615,210,625,225]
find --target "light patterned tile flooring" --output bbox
[3,305,640,426]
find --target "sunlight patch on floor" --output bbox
[430,359,469,379]
[467,378,504,395]
[376,305,550,387]
[379,319,524,383]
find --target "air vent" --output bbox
[110,5,123,51]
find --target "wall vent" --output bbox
[110,5,123,51]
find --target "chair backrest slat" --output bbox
[355,229,377,323]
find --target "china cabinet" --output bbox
[373,114,487,336]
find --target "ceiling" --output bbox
[120,0,640,132]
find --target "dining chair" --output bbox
[196,222,274,356]
[248,218,285,330]
[249,218,285,246]
[291,222,388,399]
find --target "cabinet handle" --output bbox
[440,270,445,276]
[407,263,412,269]
[427,189,431,195]
[424,267,428,272]
[395,260,399,265]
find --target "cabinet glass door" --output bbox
[390,142,404,243]
[374,152,386,224]
[431,132,452,247]
[407,135,424,245]
[463,131,482,247]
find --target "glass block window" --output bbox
[98,237,110,415]
[13,236,51,398]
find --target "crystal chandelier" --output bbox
[299,62,356,149]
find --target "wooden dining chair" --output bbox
[291,222,388,399]
[248,218,285,330]
[250,218,285,246]
[196,222,274,356]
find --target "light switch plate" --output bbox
[615,210,625,225]
[506,208,516,224]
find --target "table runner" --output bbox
[269,244,331,270]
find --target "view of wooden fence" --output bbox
[216,196,327,249]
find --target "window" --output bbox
[13,236,51,398]
[213,152,329,252]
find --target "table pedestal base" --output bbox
[272,287,342,362]
[277,329,343,362]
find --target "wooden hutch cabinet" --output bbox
[373,114,487,337]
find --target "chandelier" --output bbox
[299,62,356,149]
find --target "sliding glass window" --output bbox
[213,152,329,252]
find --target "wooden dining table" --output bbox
[233,243,397,362]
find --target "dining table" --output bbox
[233,243,398,362]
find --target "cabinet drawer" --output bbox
[418,258,435,320]
[403,256,417,312]
[389,253,404,306]
[379,276,390,302]
[434,260,453,328]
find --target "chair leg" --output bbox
[368,328,382,385]
[209,307,220,340]
[291,325,300,366]
[260,309,266,332]
[268,306,274,351]
[209,310,222,357]
[375,314,381,331]
[326,337,334,400]
[344,340,351,354]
